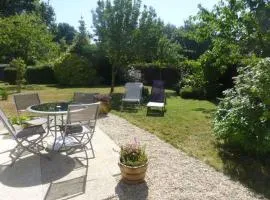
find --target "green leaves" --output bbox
[214,58,270,155]
[0,14,59,65]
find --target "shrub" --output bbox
[25,65,56,84]
[10,58,26,92]
[3,67,16,84]
[214,58,270,155]
[142,87,150,102]
[180,86,205,99]
[0,88,8,100]
[54,53,99,86]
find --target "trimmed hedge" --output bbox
[140,67,180,88]
[180,86,205,99]
[4,67,17,84]
[4,65,56,84]
[25,65,56,84]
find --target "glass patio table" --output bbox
[27,102,71,151]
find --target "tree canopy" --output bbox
[0,14,59,65]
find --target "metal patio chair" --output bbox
[53,103,100,156]
[13,93,47,126]
[0,108,48,165]
[73,92,98,104]
[121,82,143,111]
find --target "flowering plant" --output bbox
[120,138,148,167]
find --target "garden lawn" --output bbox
[0,84,222,170]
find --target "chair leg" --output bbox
[9,147,25,166]
[121,101,124,112]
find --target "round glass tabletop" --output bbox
[28,102,70,114]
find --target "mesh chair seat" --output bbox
[121,82,143,111]
[0,108,48,165]
[59,124,83,135]
[53,103,100,155]
[13,93,47,126]
[73,92,98,104]
[15,125,45,139]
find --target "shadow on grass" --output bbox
[192,108,216,115]
[218,145,270,198]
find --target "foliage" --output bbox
[25,65,56,84]
[54,23,77,45]
[92,0,141,92]
[10,115,31,126]
[4,67,17,84]
[0,88,8,100]
[0,14,59,65]
[0,0,56,29]
[214,58,270,155]
[133,6,163,62]
[180,86,205,99]
[157,36,184,65]
[120,138,148,167]
[9,58,26,93]
[54,53,98,86]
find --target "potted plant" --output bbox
[94,94,112,114]
[118,138,148,184]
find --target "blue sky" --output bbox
[47,0,218,30]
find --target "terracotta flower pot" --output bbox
[118,161,148,184]
[99,101,111,114]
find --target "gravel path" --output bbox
[98,114,265,200]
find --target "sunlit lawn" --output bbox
[2,83,269,197]
[0,83,222,169]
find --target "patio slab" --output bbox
[0,126,120,200]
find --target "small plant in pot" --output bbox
[118,138,148,184]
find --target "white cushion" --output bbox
[147,102,164,108]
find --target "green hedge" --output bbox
[54,53,99,86]
[4,67,16,84]
[4,65,56,84]
[25,65,56,84]
[180,86,205,99]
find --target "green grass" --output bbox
[0,84,221,169]
[112,90,221,169]
[1,84,269,197]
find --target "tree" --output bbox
[55,23,77,45]
[92,0,141,93]
[133,6,163,63]
[0,14,59,65]
[0,0,56,29]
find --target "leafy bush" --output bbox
[177,60,205,98]
[10,115,31,126]
[10,58,26,92]
[214,58,270,155]
[120,138,148,167]
[0,88,8,100]
[3,67,16,84]
[142,87,150,102]
[25,65,56,84]
[54,53,99,86]
[180,86,205,99]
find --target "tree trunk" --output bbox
[110,64,116,94]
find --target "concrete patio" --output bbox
[0,126,121,200]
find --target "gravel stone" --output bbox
[98,113,266,200]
